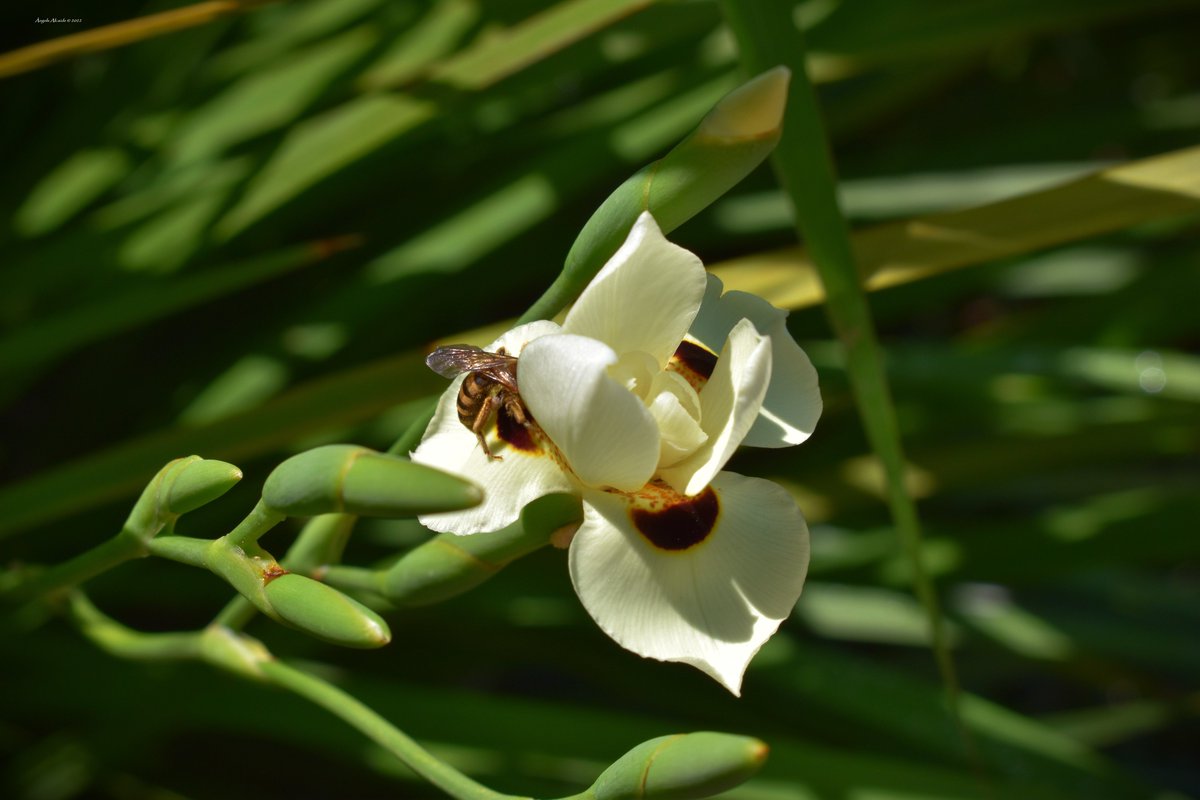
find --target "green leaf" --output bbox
[720,0,961,746]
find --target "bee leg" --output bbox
[505,395,529,426]
[473,395,502,461]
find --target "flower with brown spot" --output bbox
[413,212,821,694]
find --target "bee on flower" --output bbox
[413,211,821,695]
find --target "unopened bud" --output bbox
[262,445,481,518]
[591,732,768,800]
[125,456,243,541]
[378,493,580,606]
[166,458,243,515]
[525,67,790,325]
[263,573,391,649]
[699,66,790,140]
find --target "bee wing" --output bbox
[426,344,517,379]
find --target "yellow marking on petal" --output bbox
[668,338,717,392]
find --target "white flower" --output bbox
[413,212,821,694]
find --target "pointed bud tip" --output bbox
[264,573,392,648]
[166,458,243,515]
[592,732,768,800]
[701,65,791,140]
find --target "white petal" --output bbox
[487,319,563,357]
[570,472,810,695]
[647,373,706,469]
[411,379,574,535]
[519,333,659,492]
[689,274,822,448]
[660,318,770,496]
[562,212,707,369]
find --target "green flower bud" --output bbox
[262,445,481,518]
[165,458,243,515]
[263,573,391,649]
[520,67,790,325]
[591,732,768,800]
[376,493,581,606]
[124,456,243,542]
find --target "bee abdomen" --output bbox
[457,372,491,424]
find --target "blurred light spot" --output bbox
[997,247,1139,297]
[15,148,130,237]
[988,373,1046,403]
[840,455,937,500]
[366,174,557,282]
[1043,488,1161,543]
[698,26,737,66]
[1139,367,1167,394]
[1136,350,1167,394]
[954,583,1075,661]
[179,355,289,425]
[1135,350,1161,371]
[793,0,839,30]
[282,322,348,360]
[798,583,956,646]
[880,539,961,584]
[1060,347,1200,402]
[609,76,733,161]
[599,31,649,62]
[807,526,895,574]
[118,193,226,272]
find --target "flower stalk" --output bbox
[5,456,241,603]
[322,492,583,606]
[519,66,791,325]
[68,593,763,800]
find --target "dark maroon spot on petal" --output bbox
[496,403,537,452]
[674,340,718,379]
[631,487,719,551]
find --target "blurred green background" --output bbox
[2,0,1199,798]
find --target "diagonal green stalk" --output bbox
[258,660,516,800]
[6,532,144,603]
[718,0,968,748]
[70,594,520,800]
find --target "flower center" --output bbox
[604,346,710,471]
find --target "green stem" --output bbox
[71,592,205,661]
[259,659,519,800]
[8,530,144,601]
[211,513,358,632]
[718,0,967,744]
[320,564,381,595]
[146,534,211,568]
[66,597,520,798]
[284,514,358,574]
[227,499,285,549]
[213,595,257,628]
